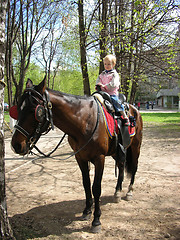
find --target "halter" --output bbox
[14,88,54,151]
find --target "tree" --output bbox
[78,0,91,95]
[0,0,15,238]
[5,0,63,104]
[5,0,179,103]
[93,0,179,102]
[39,14,64,88]
[33,1,72,89]
[98,0,108,73]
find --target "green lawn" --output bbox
[141,112,180,130]
[4,111,10,123]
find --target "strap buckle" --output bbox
[47,101,52,109]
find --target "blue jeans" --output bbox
[110,95,124,112]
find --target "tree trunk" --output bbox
[5,0,13,108]
[78,0,91,96]
[129,80,138,104]
[0,133,15,240]
[99,0,108,73]
[0,0,15,238]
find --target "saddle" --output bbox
[93,91,115,114]
[93,91,133,149]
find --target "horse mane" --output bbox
[47,88,91,100]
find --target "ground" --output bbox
[4,119,180,240]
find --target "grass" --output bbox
[4,111,10,123]
[141,112,180,130]
[141,112,180,124]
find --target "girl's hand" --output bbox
[97,83,105,87]
[96,83,105,91]
[95,85,101,91]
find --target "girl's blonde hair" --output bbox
[103,54,116,66]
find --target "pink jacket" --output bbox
[96,69,120,95]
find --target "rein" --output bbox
[28,96,100,160]
[32,132,67,158]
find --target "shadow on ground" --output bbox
[10,195,115,240]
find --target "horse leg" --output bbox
[114,161,125,202]
[78,160,93,220]
[91,156,105,233]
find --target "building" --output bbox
[157,88,179,108]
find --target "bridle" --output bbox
[13,88,101,158]
[14,88,54,152]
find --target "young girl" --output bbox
[96,54,130,126]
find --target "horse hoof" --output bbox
[80,213,91,221]
[114,192,121,203]
[125,192,133,201]
[91,224,101,233]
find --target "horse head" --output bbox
[11,76,52,155]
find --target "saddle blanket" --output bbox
[98,101,136,138]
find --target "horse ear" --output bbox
[36,75,46,94]
[26,79,33,89]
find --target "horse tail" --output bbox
[125,104,143,177]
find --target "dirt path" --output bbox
[5,123,180,240]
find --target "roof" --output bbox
[157,88,180,98]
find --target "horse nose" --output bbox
[12,142,22,154]
[11,140,27,155]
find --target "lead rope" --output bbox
[32,132,66,158]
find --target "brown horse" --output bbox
[11,78,143,233]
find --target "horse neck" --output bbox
[48,89,95,137]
